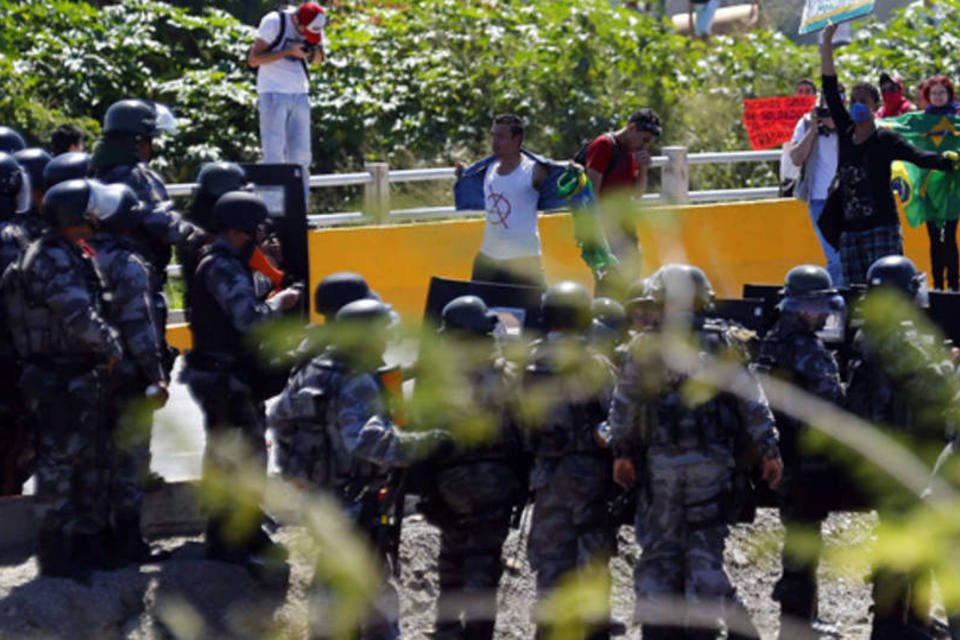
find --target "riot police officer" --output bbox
[0,153,30,495]
[182,191,301,566]
[92,98,205,375]
[2,179,123,581]
[522,280,618,640]
[756,265,845,639]
[587,296,628,366]
[846,255,959,640]
[417,295,526,640]
[13,147,52,241]
[606,264,782,640]
[268,298,453,640]
[86,183,170,564]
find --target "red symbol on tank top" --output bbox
[486,191,512,228]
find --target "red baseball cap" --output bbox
[297,2,326,45]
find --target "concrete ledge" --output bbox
[0,481,206,553]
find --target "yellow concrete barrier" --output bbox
[165,198,936,343]
[305,199,935,322]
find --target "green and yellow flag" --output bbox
[881,111,960,227]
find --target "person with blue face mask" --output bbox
[817,22,959,286]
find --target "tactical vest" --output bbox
[190,243,248,357]
[2,235,111,362]
[645,323,743,449]
[523,338,611,458]
[845,330,912,430]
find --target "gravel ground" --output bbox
[0,508,878,639]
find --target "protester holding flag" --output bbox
[921,76,960,290]
[818,23,958,285]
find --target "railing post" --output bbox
[661,146,689,204]
[363,162,390,223]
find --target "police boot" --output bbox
[36,531,91,585]
[638,624,684,640]
[244,525,290,590]
[113,512,171,566]
[463,619,494,640]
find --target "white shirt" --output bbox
[256,11,310,95]
[479,156,541,259]
[790,116,839,201]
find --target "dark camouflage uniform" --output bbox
[0,218,28,494]
[414,351,525,640]
[2,234,122,541]
[99,162,205,368]
[521,333,617,636]
[87,232,166,516]
[606,320,779,639]
[846,318,957,639]
[269,351,451,640]
[757,314,843,630]
[182,239,285,556]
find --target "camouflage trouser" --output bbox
[434,462,519,640]
[0,356,30,495]
[25,369,110,539]
[774,476,825,625]
[188,371,267,548]
[634,447,758,639]
[106,384,152,517]
[528,453,614,634]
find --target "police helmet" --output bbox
[95,184,144,234]
[645,263,715,314]
[590,297,627,333]
[334,298,394,326]
[212,191,268,235]
[541,280,592,332]
[13,148,52,193]
[0,127,26,153]
[0,152,29,216]
[313,271,375,318]
[779,265,844,317]
[43,152,91,189]
[197,162,251,199]
[440,295,498,335]
[867,255,923,298]
[42,179,126,229]
[103,99,177,138]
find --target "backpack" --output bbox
[250,7,310,79]
[573,133,623,184]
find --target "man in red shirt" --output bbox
[583,108,662,298]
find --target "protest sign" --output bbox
[799,0,875,35]
[742,95,816,150]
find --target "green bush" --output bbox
[0,0,957,194]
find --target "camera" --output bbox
[815,106,831,118]
[301,43,322,57]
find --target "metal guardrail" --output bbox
[163,145,782,228]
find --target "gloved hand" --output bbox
[416,430,456,461]
[943,150,960,171]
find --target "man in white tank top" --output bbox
[457,114,550,288]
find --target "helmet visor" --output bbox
[15,167,31,214]
[153,103,178,135]
[86,182,127,223]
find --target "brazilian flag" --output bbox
[881,111,960,227]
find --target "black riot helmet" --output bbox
[188,162,252,231]
[645,263,716,315]
[313,271,375,318]
[43,152,91,189]
[332,298,396,363]
[440,295,499,336]
[103,99,176,139]
[95,184,144,234]
[13,148,51,195]
[0,152,29,217]
[541,280,592,333]
[0,127,26,153]
[212,191,268,235]
[590,297,626,333]
[779,265,845,320]
[867,255,925,302]
[42,179,125,229]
